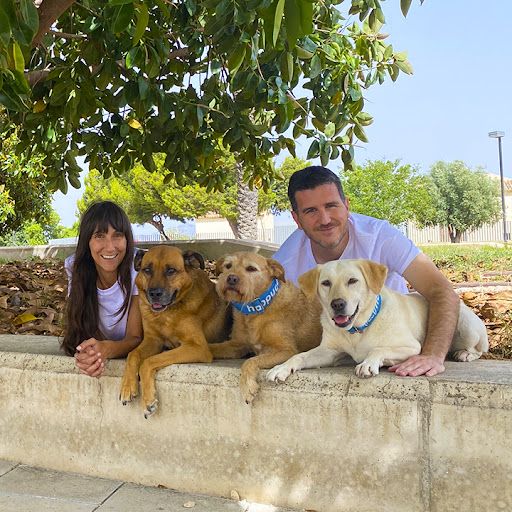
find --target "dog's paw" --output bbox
[266,363,293,383]
[453,349,480,362]
[240,378,260,404]
[119,378,139,405]
[143,397,158,419]
[355,361,380,378]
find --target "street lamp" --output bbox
[489,131,507,243]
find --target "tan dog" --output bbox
[120,246,232,418]
[267,258,488,382]
[210,251,322,403]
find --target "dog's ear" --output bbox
[134,249,146,271]
[358,259,388,294]
[215,255,227,276]
[183,250,205,270]
[268,258,286,282]
[298,266,322,300]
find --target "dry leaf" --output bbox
[12,312,38,326]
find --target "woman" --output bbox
[61,201,143,378]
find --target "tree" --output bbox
[424,161,501,243]
[0,210,76,245]
[0,131,54,237]
[79,154,301,238]
[0,0,420,194]
[339,159,433,225]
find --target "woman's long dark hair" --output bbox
[61,201,134,356]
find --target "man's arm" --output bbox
[388,252,460,377]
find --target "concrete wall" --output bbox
[0,239,279,263]
[0,335,511,512]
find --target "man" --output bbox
[273,166,460,378]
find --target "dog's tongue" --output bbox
[334,315,349,326]
[152,303,164,311]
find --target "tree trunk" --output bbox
[448,226,461,243]
[235,162,258,240]
[148,217,169,241]
[34,0,77,48]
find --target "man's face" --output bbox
[291,183,350,252]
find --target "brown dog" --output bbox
[209,251,322,403]
[120,245,232,418]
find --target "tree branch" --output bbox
[47,29,87,40]
[33,0,77,48]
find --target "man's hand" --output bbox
[388,354,445,377]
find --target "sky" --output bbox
[52,0,512,231]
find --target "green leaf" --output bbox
[0,7,11,47]
[145,45,160,78]
[296,46,314,59]
[348,87,361,101]
[356,112,373,126]
[383,44,393,61]
[280,51,294,82]
[297,0,313,35]
[110,3,134,34]
[401,0,413,17]
[396,59,413,75]
[310,54,321,79]
[353,123,368,143]
[284,0,300,49]
[0,83,25,111]
[273,0,285,46]
[341,148,353,168]
[394,51,408,62]
[12,41,25,73]
[126,46,144,68]
[11,69,29,94]
[109,0,135,5]
[138,76,149,99]
[133,3,149,46]
[228,45,246,74]
[306,139,319,159]
[324,122,335,138]
[20,0,39,37]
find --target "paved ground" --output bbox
[0,460,303,512]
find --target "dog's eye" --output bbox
[142,267,152,275]
[348,278,358,285]
[246,266,258,272]
[225,263,232,270]
[165,268,177,276]
[321,280,331,287]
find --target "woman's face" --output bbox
[88,224,127,275]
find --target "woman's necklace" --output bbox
[97,274,116,290]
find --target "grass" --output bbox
[421,244,512,282]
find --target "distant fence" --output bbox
[402,220,512,244]
[50,221,512,247]
[133,225,297,245]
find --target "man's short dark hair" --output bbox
[288,166,345,212]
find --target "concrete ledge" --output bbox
[0,239,279,262]
[1,335,511,512]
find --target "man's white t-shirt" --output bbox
[65,249,139,341]
[273,212,420,294]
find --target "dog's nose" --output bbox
[148,288,164,301]
[331,298,347,312]
[227,274,239,286]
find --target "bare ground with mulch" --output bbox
[0,260,511,360]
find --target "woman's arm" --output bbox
[74,297,143,378]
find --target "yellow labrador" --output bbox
[267,258,488,381]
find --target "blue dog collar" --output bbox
[348,295,382,333]
[232,278,280,315]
